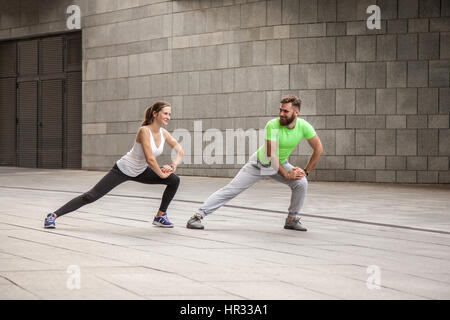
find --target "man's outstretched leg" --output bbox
[187,157,264,229]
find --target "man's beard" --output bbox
[280,114,296,126]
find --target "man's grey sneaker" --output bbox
[186,215,204,230]
[284,217,307,231]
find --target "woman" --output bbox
[44,101,183,229]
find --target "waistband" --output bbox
[256,158,271,168]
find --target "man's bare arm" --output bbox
[266,140,297,180]
[304,135,323,174]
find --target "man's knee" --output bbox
[291,177,308,190]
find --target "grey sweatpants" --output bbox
[197,153,308,218]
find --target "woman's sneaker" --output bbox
[152,212,174,228]
[284,217,307,231]
[186,214,204,230]
[44,213,56,229]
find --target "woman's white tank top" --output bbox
[116,127,165,177]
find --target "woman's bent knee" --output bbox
[168,173,180,186]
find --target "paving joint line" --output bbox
[1,185,450,235]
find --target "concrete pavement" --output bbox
[0,166,449,300]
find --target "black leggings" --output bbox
[54,164,180,217]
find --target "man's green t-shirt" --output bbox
[256,118,316,165]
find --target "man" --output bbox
[186,95,323,231]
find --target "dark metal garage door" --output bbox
[0,32,81,169]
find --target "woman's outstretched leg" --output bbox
[44,165,129,228]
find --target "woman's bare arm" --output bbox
[162,128,184,170]
[137,127,168,178]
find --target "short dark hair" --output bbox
[280,95,301,110]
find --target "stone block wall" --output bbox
[1,0,449,183]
